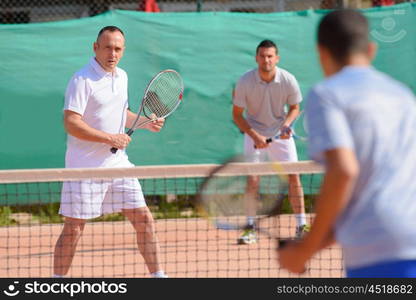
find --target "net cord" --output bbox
[0,161,324,183]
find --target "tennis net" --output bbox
[0,161,344,278]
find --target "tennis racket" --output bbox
[197,154,294,248]
[265,110,308,144]
[111,69,184,153]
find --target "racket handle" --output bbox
[254,138,273,149]
[110,129,134,154]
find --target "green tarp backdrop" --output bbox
[1,3,415,169]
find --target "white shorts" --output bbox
[60,178,146,219]
[244,134,298,162]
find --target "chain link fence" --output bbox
[0,0,412,23]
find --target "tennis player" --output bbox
[233,39,309,244]
[53,26,167,278]
[278,9,416,277]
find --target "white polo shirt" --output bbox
[306,66,416,269]
[233,67,302,137]
[64,57,132,168]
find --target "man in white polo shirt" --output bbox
[232,39,309,244]
[53,26,167,278]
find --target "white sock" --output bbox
[151,270,168,278]
[295,214,307,227]
[247,216,255,227]
[53,274,64,278]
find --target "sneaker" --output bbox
[151,271,168,278]
[237,228,257,245]
[295,224,310,239]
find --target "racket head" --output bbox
[197,154,289,234]
[142,69,184,119]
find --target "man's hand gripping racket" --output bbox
[111,69,184,153]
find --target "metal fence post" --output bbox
[197,0,203,11]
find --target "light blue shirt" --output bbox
[306,66,416,269]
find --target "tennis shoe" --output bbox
[295,224,310,239]
[237,228,257,245]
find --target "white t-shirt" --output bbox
[233,67,302,137]
[64,57,132,168]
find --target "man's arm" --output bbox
[278,148,359,273]
[64,110,131,150]
[283,104,300,128]
[280,104,301,139]
[303,147,358,249]
[232,105,268,149]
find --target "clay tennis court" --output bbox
[0,214,344,278]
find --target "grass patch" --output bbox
[0,206,16,226]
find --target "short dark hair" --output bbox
[318,9,369,63]
[256,39,278,55]
[97,26,124,41]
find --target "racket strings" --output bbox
[143,72,183,118]
[201,170,289,231]
[204,176,248,216]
